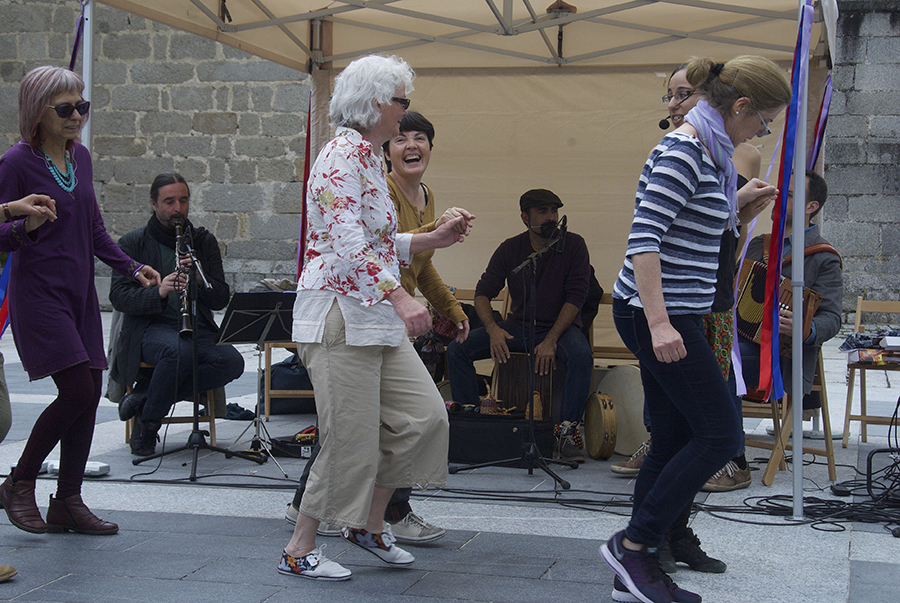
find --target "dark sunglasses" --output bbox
[48,100,90,119]
[391,97,411,110]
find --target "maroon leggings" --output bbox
[12,362,102,499]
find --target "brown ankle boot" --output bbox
[46,494,118,535]
[0,475,47,533]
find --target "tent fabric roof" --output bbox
[98,1,824,71]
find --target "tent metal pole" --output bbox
[791,0,810,521]
[81,0,94,153]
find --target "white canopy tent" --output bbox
[86,0,838,514]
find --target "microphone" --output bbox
[659,115,672,130]
[555,215,567,254]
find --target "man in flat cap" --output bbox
[447,189,592,461]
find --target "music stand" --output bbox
[217,291,297,477]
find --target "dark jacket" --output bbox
[108,219,230,388]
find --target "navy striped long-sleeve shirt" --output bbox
[613,132,730,315]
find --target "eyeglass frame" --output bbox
[391,97,411,110]
[661,90,697,104]
[754,108,771,137]
[48,100,90,119]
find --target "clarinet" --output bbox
[174,219,192,336]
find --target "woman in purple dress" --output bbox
[0,66,159,535]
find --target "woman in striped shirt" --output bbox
[601,55,791,603]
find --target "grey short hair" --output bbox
[329,55,415,130]
[19,66,85,147]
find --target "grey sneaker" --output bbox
[283,504,343,536]
[611,439,650,475]
[277,546,351,581]
[388,512,445,543]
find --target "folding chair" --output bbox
[743,348,836,485]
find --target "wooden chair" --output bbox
[842,296,900,448]
[124,362,218,446]
[743,348,836,485]
[591,293,637,365]
[263,342,314,421]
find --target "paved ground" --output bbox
[0,314,898,602]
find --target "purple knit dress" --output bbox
[0,141,142,380]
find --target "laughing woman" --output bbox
[0,66,159,536]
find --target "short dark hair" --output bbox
[150,172,189,203]
[806,169,827,218]
[382,111,435,172]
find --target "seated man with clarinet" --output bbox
[712,169,842,492]
[109,172,244,456]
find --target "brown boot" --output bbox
[0,475,47,533]
[46,494,118,535]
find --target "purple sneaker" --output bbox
[600,531,674,603]
[612,576,701,603]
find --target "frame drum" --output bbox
[584,392,616,459]
[595,365,649,456]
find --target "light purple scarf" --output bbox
[684,100,739,234]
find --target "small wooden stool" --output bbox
[124,362,217,446]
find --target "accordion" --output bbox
[735,259,822,355]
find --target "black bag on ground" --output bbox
[258,353,317,415]
[448,413,554,465]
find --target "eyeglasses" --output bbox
[48,100,90,119]
[755,108,771,137]
[391,97,411,110]
[662,90,696,104]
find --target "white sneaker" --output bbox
[388,512,445,544]
[277,546,351,581]
[284,503,344,536]
[341,523,415,566]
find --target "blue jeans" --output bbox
[446,321,592,424]
[140,321,245,423]
[613,298,741,547]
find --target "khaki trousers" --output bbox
[297,302,449,529]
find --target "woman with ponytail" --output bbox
[601,55,791,603]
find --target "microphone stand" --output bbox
[449,229,576,489]
[133,233,265,477]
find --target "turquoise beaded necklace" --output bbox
[40,146,76,193]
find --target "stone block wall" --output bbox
[0,0,309,302]
[828,1,900,318]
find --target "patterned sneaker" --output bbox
[612,575,701,603]
[342,523,415,566]
[282,504,343,536]
[701,461,751,493]
[388,512,446,544]
[600,530,674,603]
[277,547,351,581]
[553,421,585,463]
[611,440,651,475]
[668,528,726,573]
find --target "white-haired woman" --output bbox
[0,66,158,536]
[278,55,471,581]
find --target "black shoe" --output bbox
[668,528,726,573]
[130,418,160,457]
[118,390,147,422]
[658,539,678,574]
